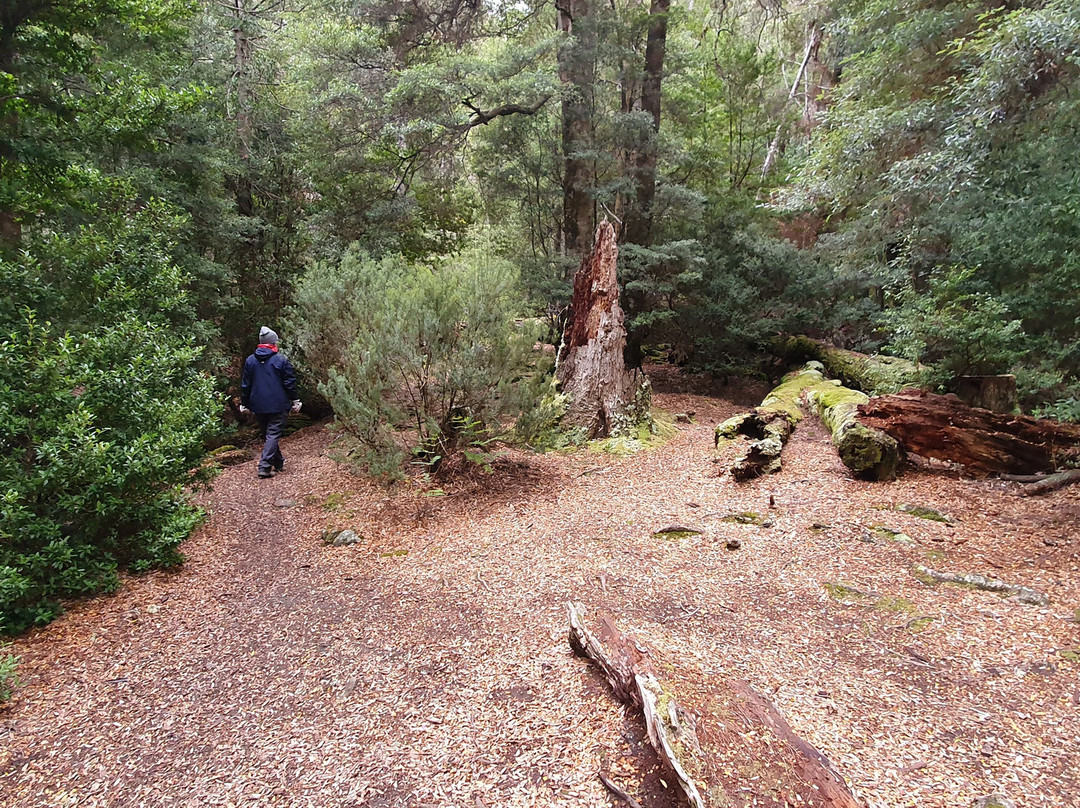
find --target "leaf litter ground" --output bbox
[1,365,1078,808]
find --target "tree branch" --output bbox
[453,94,551,131]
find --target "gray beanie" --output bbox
[259,326,279,345]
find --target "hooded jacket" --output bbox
[241,346,299,414]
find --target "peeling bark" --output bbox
[556,220,651,438]
[858,390,1080,474]
[568,603,865,808]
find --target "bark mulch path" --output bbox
[1,366,1078,808]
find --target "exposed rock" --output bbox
[725,538,742,550]
[322,528,362,546]
[273,498,297,509]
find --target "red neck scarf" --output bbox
[257,343,279,353]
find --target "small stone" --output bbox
[675,413,693,424]
[273,498,297,508]
[973,795,1016,808]
[725,538,742,551]
[332,529,362,546]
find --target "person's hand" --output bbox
[238,404,250,414]
[291,400,302,413]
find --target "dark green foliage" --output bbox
[0,207,218,632]
[0,646,16,701]
[787,0,1080,408]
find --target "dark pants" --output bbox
[255,411,289,472]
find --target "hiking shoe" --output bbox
[273,459,284,472]
[258,467,275,478]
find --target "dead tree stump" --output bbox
[557,220,651,438]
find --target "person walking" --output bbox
[239,327,302,478]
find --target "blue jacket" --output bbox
[241,347,298,414]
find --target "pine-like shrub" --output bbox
[292,245,540,476]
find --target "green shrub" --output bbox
[882,267,1026,385]
[0,316,217,632]
[0,647,18,702]
[0,200,219,634]
[292,245,541,476]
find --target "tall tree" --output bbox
[621,0,669,247]
[556,0,597,255]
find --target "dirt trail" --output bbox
[1,369,1078,808]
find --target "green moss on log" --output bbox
[774,335,922,395]
[799,364,900,481]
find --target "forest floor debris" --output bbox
[1,365,1077,808]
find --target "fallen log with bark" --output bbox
[1014,469,1080,496]
[857,389,1080,474]
[717,363,899,481]
[914,565,1049,606]
[774,336,921,395]
[567,603,864,808]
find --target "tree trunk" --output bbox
[230,0,255,217]
[557,0,595,256]
[948,375,1017,413]
[718,363,899,481]
[568,603,865,808]
[622,0,669,247]
[761,20,822,180]
[556,220,651,438]
[857,389,1080,473]
[774,335,922,395]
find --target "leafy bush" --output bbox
[0,202,219,634]
[0,315,217,633]
[882,267,1026,385]
[0,647,18,702]
[292,245,541,476]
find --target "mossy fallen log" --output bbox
[774,335,921,395]
[714,366,812,480]
[567,603,864,808]
[801,365,901,481]
[716,363,899,481]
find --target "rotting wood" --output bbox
[914,565,1049,606]
[556,220,652,438]
[717,363,899,481]
[858,389,1080,474]
[774,336,921,395]
[568,602,865,808]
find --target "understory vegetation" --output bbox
[2,0,1078,634]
